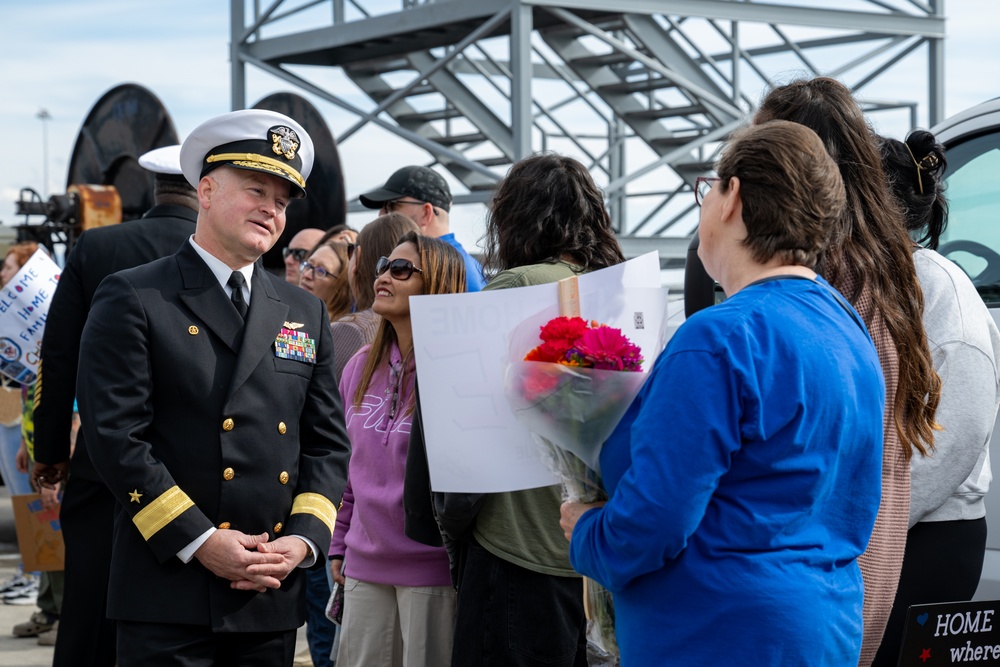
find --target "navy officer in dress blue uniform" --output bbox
[73,109,351,666]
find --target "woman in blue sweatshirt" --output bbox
[561,121,886,665]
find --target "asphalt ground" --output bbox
[0,486,315,666]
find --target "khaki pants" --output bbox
[336,576,455,667]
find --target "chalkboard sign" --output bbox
[898,600,1000,665]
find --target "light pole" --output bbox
[37,108,51,198]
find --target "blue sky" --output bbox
[0,1,995,252]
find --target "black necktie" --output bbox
[228,271,248,320]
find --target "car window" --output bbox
[939,130,1000,304]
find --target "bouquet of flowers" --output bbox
[504,315,651,666]
[504,316,647,500]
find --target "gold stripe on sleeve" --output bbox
[132,486,195,541]
[290,492,337,534]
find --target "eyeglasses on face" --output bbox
[282,247,310,263]
[300,261,337,280]
[346,243,358,260]
[695,176,722,207]
[375,257,424,281]
[383,198,426,213]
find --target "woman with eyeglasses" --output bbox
[328,213,419,380]
[560,121,885,665]
[299,241,352,323]
[329,231,466,667]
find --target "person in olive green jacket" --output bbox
[451,152,626,667]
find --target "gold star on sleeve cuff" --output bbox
[129,489,143,504]
[132,486,195,541]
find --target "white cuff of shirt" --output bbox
[294,536,319,568]
[178,527,215,563]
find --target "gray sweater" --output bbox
[910,248,1000,526]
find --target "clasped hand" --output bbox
[194,529,309,593]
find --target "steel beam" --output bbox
[511,1,534,160]
[522,0,944,38]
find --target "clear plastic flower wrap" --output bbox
[502,313,663,667]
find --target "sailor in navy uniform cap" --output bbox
[180,109,314,199]
[74,109,350,667]
[33,142,198,667]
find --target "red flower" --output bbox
[521,368,561,401]
[539,317,588,344]
[525,340,573,363]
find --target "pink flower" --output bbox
[575,325,644,372]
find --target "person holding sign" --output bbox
[561,121,885,665]
[445,153,626,667]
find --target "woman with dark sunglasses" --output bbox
[329,231,465,667]
[328,213,418,380]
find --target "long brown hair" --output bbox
[352,232,466,409]
[350,213,420,311]
[756,77,940,458]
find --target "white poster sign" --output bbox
[0,249,61,385]
[410,252,668,492]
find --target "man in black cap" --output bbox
[360,165,485,290]
[32,144,198,666]
[48,109,351,666]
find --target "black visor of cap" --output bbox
[358,166,451,211]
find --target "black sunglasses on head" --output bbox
[375,257,423,280]
[282,247,309,263]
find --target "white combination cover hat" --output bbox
[179,109,314,198]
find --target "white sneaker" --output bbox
[0,573,35,595]
[3,580,39,606]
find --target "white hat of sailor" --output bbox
[138,145,183,175]
[179,109,314,199]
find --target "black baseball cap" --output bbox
[359,166,452,212]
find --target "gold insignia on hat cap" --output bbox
[271,126,299,160]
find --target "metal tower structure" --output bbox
[230,0,944,265]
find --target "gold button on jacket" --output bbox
[223,467,235,481]
[277,421,287,435]
[279,471,289,485]
[218,522,231,530]
[273,522,283,534]
[222,418,235,431]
